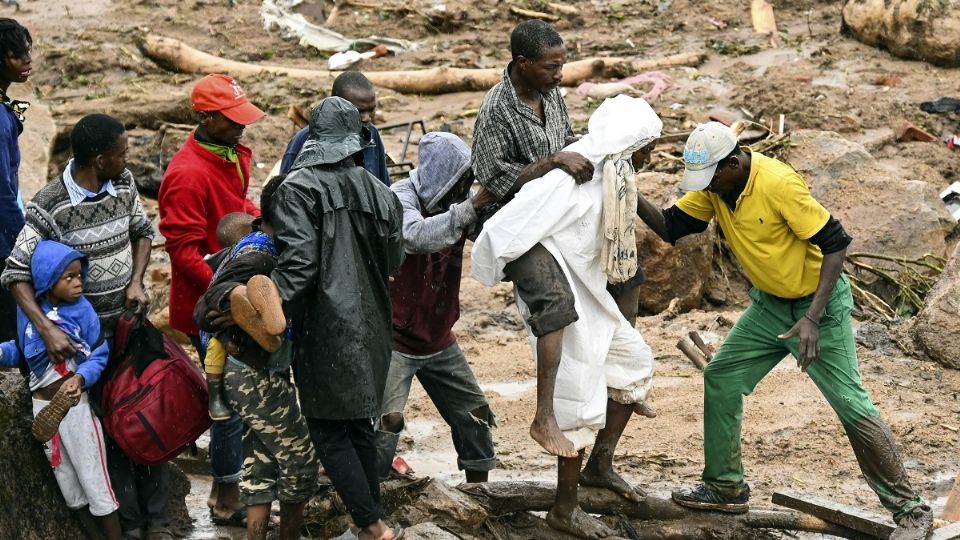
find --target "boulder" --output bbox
[842,0,960,68]
[402,522,460,540]
[785,130,955,263]
[0,372,85,539]
[912,241,960,369]
[0,371,193,537]
[634,172,716,314]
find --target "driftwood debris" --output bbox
[461,481,871,539]
[137,34,706,95]
[933,521,960,540]
[772,489,895,538]
[677,338,709,370]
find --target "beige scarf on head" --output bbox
[601,140,653,284]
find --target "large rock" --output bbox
[785,130,955,262]
[0,372,84,539]
[635,172,716,314]
[0,371,193,537]
[842,0,960,68]
[912,242,960,369]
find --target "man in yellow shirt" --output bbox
[635,122,931,540]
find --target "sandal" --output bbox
[32,384,79,442]
[210,507,247,527]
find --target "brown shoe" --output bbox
[245,275,286,336]
[32,384,80,442]
[230,285,282,353]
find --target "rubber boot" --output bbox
[207,376,232,421]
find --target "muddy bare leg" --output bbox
[530,329,576,458]
[278,501,308,540]
[547,451,615,538]
[581,399,646,502]
[247,503,271,540]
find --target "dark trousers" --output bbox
[307,418,383,528]
[106,436,170,533]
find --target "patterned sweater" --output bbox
[1,168,155,329]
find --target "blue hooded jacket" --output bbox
[0,240,108,388]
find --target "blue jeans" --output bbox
[377,343,496,474]
[191,335,243,483]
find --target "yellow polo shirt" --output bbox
[676,152,829,298]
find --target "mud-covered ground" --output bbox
[8,0,960,537]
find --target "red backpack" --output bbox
[102,311,212,465]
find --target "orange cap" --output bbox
[191,74,265,126]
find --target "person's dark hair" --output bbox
[70,114,125,166]
[332,71,374,99]
[0,19,31,61]
[216,212,254,247]
[510,20,563,61]
[260,174,288,225]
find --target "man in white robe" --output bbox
[472,95,662,538]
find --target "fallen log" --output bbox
[460,481,872,538]
[136,34,706,95]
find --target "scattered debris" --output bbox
[261,0,416,54]
[941,182,960,221]
[872,73,902,87]
[707,17,728,30]
[895,121,937,143]
[508,5,559,23]
[921,97,960,114]
[575,71,672,101]
[750,0,780,47]
[946,135,960,150]
[846,252,945,319]
[676,337,708,370]
[706,38,762,57]
[771,489,895,538]
[327,44,388,70]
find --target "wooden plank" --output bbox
[942,472,960,521]
[933,522,960,540]
[772,489,895,539]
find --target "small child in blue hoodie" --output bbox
[0,240,121,537]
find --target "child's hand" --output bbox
[62,374,84,400]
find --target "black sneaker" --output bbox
[671,483,750,514]
[891,505,933,540]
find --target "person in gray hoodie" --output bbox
[378,132,497,482]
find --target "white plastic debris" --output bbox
[940,181,960,221]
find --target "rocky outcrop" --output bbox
[0,371,85,539]
[842,0,960,68]
[785,130,955,262]
[0,371,193,537]
[912,242,960,369]
[635,172,716,314]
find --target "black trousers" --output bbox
[105,436,170,533]
[306,417,383,528]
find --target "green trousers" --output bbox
[702,275,923,517]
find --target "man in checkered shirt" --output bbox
[471,20,593,463]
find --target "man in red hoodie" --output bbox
[158,73,263,526]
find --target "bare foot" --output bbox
[530,414,577,457]
[580,465,646,503]
[634,401,657,418]
[546,506,614,539]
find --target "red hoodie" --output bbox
[158,132,260,336]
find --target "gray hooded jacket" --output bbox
[390,132,477,254]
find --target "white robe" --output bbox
[471,95,661,449]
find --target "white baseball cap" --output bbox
[679,122,739,191]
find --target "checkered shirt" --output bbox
[471,64,573,204]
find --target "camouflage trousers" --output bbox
[224,360,319,505]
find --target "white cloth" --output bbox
[34,393,119,516]
[471,95,662,449]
